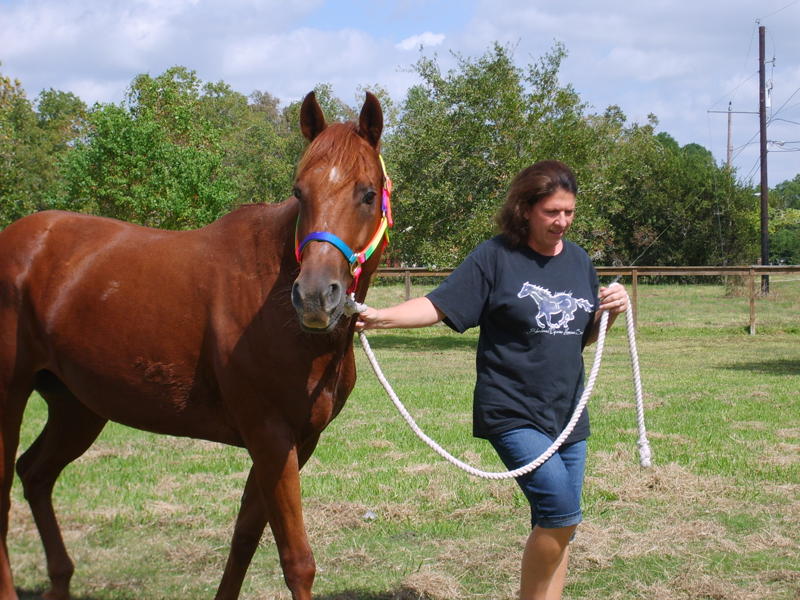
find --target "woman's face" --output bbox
[524,188,576,255]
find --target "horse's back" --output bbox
[1,211,203,324]
[0,210,180,286]
[0,205,293,309]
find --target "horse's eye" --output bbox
[362,190,376,205]
[293,186,302,200]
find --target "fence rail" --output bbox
[375,265,800,335]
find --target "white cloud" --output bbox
[395,32,445,51]
[601,47,694,82]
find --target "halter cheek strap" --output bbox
[294,155,393,294]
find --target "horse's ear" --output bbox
[358,91,383,148]
[300,91,327,142]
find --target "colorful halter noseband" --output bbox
[294,155,394,294]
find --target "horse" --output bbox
[0,90,390,600]
[517,281,593,330]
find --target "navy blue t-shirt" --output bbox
[426,235,599,442]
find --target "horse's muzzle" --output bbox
[291,277,346,333]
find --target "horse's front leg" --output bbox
[242,424,314,600]
[215,433,321,600]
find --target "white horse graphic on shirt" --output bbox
[517,282,593,331]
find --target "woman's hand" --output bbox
[355,306,381,332]
[597,284,629,315]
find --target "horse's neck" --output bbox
[526,287,546,301]
[212,200,298,265]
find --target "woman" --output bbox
[356,160,628,599]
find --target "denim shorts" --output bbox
[488,427,587,530]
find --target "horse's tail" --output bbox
[578,298,594,312]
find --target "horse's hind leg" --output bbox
[16,376,107,600]
[0,377,33,600]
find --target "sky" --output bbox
[2,0,799,186]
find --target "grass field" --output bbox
[8,278,800,599]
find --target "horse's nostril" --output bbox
[325,282,342,309]
[291,281,303,308]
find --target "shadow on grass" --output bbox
[720,358,800,375]
[358,332,476,351]
[15,587,438,600]
[18,589,97,600]
[316,590,437,600]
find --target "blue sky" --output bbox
[1,0,798,185]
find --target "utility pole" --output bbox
[707,104,758,168]
[726,102,733,167]
[758,24,769,294]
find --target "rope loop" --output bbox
[346,285,651,479]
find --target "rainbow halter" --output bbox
[294,155,394,294]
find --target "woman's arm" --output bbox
[356,296,444,331]
[584,284,629,346]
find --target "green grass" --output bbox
[8,280,800,599]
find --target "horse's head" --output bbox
[291,91,390,333]
[517,281,535,298]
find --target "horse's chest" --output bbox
[305,351,356,432]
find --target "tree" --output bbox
[770,174,800,210]
[386,43,590,266]
[59,67,235,229]
[199,83,298,206]
[36,88,87,149]
[0,68,84,227]
[770,174,800,264]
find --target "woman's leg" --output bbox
[520,524,575,600]
[488,429,587,600]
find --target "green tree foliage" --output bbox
[770,173,800,210]
[198,81,297,205]
[769,174,800,264]
[588,131,756,267]
[384,43,574,265]
[0,67,86,227]
[58,66,236,229]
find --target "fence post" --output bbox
[749,267,756,335]
[404,270,411,301]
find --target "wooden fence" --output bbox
[375,265,800,335]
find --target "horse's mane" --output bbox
[296,122,375,185]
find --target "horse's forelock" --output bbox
[296,122,375,184]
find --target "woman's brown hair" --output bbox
[496,160,578,248]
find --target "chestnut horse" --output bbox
[0,91,389,600]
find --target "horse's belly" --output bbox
[50,356,242,445]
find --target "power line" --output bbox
[758,0,800,20]
[770,85,800,119]
[744,156,761,182]
[771,118,800,126]
[708,71,758,112]
[731,129,761,161]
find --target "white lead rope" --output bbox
[346,285,651,479]
[623,297,652,468]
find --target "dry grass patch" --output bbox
[396,570,463,600]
